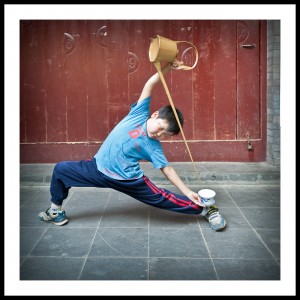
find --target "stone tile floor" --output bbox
[20,184,280,281]
[6,162,294,295]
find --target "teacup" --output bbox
[198,189,216,206]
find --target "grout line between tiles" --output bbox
[77,190,112,280]
[224,187,280,265]
[196,216,220,280]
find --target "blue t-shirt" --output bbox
[94,97,169,180]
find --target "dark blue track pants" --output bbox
[50,158,203,215]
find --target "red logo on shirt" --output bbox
[128,124,146,139]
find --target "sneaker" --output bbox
[38,208,68,226]
[205,205,226,231]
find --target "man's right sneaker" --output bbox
[205,205,226,231]
[38,208,68,226]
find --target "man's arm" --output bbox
[160,166,205,207]
[137,60,184,104]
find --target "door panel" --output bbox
[237,20,261,140]
[193,20,216,140]
[215,20,237,140]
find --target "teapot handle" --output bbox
[176,41,198,70]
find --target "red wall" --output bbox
[20,20,266,163]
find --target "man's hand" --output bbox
[171,59,185,70]
[186,190,206,207]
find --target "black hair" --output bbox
[157,105,184,135]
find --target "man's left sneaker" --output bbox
[205,205,226,231]
[38,207,69,226]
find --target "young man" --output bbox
[39,59,226,231]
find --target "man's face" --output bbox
[146,111,173,140]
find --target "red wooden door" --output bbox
[20,20,266,163]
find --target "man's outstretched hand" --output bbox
[171,59,185,70]
[187,190,206,207]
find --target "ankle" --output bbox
[200,207,208,216]
[51,203,62,211]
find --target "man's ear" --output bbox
[151,111,159,118]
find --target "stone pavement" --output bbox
[19,161,281,285]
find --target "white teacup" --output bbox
[198,189,216,206]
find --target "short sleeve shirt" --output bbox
[94,97,169,180]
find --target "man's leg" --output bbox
[39,158,108,225]
[105,175,226,230]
